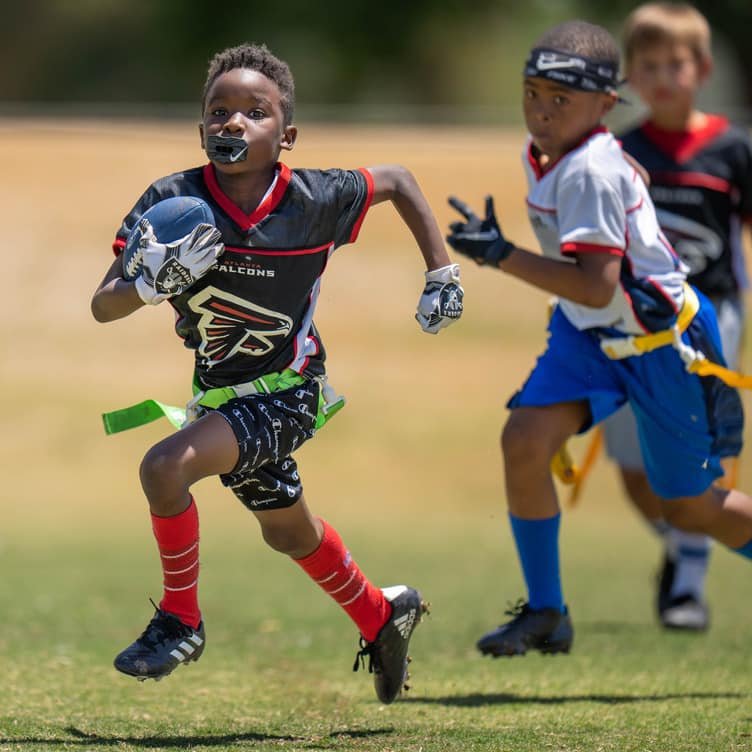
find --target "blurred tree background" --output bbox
[1,0,750,123]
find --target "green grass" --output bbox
[4,122,752,750]
[1,500,751,752]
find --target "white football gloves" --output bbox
[415,263,464,334]
[131,219,224,305]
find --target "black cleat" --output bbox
[656,553,676,616]
[656,554,709,631]
[353,585,427,704]
[114,605,205,681]
[660,593,710,631]
[477,600,573,657]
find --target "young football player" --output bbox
[91,43,463,703]
[601,1,752,631]
[446,19,752,658]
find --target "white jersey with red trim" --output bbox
[113,162,373,388]
[523,127,688,334]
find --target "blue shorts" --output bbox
[508,291,743,498]
[602,293,745,469]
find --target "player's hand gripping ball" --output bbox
[122,196,224,305]
[415,263,464,334]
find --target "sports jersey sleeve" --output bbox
[112,184,162,256]
[326,168,374,249]
[557,172,625,256]
[735,129,752,224]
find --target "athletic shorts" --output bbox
[603,293,745,469]
[508,290,744,498]
[214,379,320,511]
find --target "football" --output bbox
[122,196,216,281]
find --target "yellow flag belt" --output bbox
[553,284,751,500]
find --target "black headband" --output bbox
[524,47,621,95]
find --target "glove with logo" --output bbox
[415,263,464,334]
[446,195,515,266]
[133,219,224,305]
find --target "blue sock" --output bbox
[509,512,564,612]
[732,538,752,559]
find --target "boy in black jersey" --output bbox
[601,2,752,631]
[91,43,463,703]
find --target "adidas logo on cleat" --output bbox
[169,633,205,663]
[393,609,417,639]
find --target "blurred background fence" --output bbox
[2,0,750,126]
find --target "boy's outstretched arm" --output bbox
[369,165,463,333]
[493,240,619,308]
[370,165,450,271]
[91,254,145,323]
[447,195,619,308]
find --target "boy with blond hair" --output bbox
[601,2,752,631]
[447,19,752,657]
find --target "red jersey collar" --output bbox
[527,125,608,180]
[202,161,292,231]
[641,114,729,163]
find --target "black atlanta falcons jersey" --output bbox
[620,115,752,299]
[113,162,373,388]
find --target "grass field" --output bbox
[1,120,752,751]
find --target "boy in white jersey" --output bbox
[446,20,752,657]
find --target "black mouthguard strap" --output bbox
[206,134,249,164]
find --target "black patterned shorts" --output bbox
[215,380,320,511]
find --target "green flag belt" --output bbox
[102,369,345,435]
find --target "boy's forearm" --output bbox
[91,256,145,322]
[392,187,451,271]
[369,165,451,270]
[91,278,145,322]
[498,247,616,308]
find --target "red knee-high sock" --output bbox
[150,497,201,629]
[294,519,391,642]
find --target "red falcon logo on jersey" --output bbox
[189,287,293,366]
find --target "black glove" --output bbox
[446,195,515,266]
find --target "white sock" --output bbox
[666,529,710,600]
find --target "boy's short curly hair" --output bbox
[533,20,620,70]
[622,3,711,68]
[202,43,295,126]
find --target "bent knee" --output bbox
[140,444,187,498]
[502,413,558,465]
[662,498,711,533]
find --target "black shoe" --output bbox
[660,593,710,631]
[114,605,205,681]
[656,553,710,631]
[656,553,676,616]
[353,585,427,704]
[477,600,573,657]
